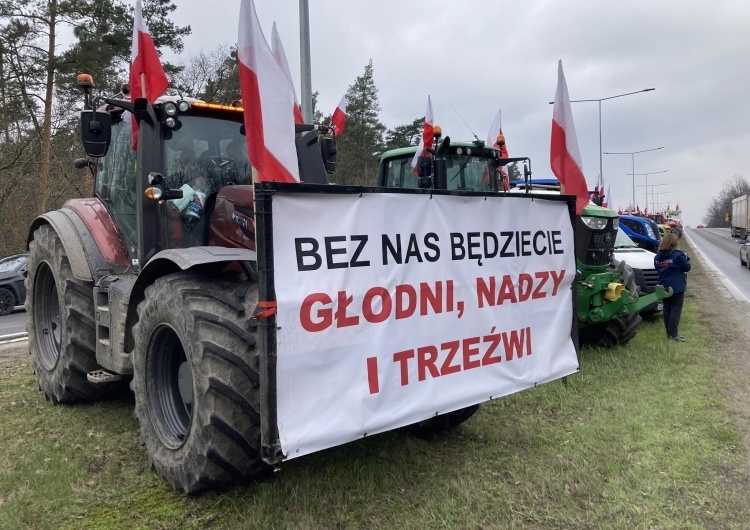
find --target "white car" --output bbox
[613,229,663,315]
[740,240,750,269]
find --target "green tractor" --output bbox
[377,134,671,347]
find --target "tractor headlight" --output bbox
[581,216,609,230]
[178,100,190,112]
[613,218,619,229]
[164,102,177,116]
[165,117,177,128]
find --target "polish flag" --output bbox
[603,185,611,208]
[238,0,299,182]
[486,109,509,159]
[411,96,435,171]
[331,94,347,136]
[130,0,168,149]
[675,202,680,211]
[550,61,589,215]
[270,22,303,125]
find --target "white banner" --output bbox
[271,191,579,459]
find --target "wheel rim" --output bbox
[34,262,62,370]
[146,324,193,449]
[0,289,13,314]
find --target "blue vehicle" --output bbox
[618,215,662,253]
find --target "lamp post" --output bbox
[299,0,313,123]
[629,170,668,211]
[604,147,664,208]
[654,191,671,213]
[548,88,655,184]
[637,182,669,213]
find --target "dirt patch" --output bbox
[0,341,29,371]
[684,237,750,482]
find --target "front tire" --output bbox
[131,272,270,494]
[579,261,642,348]
[26,225,103,403]
[405,405,480,437]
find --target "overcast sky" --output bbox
[166,0,749,226]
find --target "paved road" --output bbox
[0,309,26,337]
[685,227,750,302]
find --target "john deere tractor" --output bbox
[378,133,670,347]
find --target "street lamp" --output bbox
[629,169,668,211]
[637,182,669,213]
[604,147,664,208]
[299,0,313,123]
[654,191,671,212]
[548,88,655,185]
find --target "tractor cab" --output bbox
[378,133,527,192]
[76,75,336,269]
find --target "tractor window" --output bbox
[383,157,418,188]
[163,115,252,195]
[96,119,138,256]
[162,115,253,249]
[445,154,495,191]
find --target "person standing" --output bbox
[654,232,691,342]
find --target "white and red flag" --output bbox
[238,0,299,182]
[130,0,169,149]
[602,184,611,208]
[485,109,510,190]
[331,94,347,136]
[411,96,435,172]
[270,22,304,125]
[550,61,589,215]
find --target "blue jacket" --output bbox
[654,249,691,294]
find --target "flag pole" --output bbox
[140,73,146,99]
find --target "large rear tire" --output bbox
[579,261,642,348]
[131,272,270,494]
[26,225,103,403]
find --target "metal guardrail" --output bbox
[0,332,28,345]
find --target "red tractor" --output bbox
[25,75,336,492]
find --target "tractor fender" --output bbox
[123,247,258,353]
[27,210,96,282]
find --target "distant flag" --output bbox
[550,61,589,215]
[486,109,509,158]
[130,0,168,149]
[618,208,623,215]
[484,109,509,190]
[676,202,680,211]
[238,0,299,182]
[411,95,435,172]
[603,184,611,208]
[636,204,640,214]
[331,94,347,136]
[270,22,304,125]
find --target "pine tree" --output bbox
[333,60,385,186]
[384,117,423,151]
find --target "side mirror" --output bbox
[417,156,432,178]
[80,110,112,158]
[320,137,337,175]
[74,158,88,169]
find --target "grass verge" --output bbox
[1,270,748,529]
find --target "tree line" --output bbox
[702,175,750,227]
[0,3,498,256]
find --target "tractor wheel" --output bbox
[131,272,271,494]
[26,225,103,403]
[579,261,643,348]
[0,287,15,316]
[405,405,480,437]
